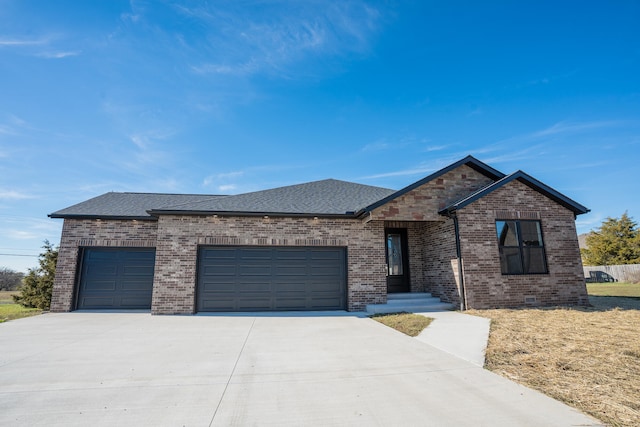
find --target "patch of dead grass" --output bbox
[468,300,640,427]
[371,312,433,337]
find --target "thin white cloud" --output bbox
[0,190,33,200]
[129,129,174,150]
[177,1,382,78]
[5,230,40,240]
[218,184,236,192]
[480,144,548,165]
[37,50,81,59]
[362,166,437,180]
[532,120,622,138]
[0,38,49,46]
[0,125,16,136]
[203,171,244,187]
[424,145,450,152]
[361,141,390,152]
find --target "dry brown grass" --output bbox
[468,298,640,427]
[370,312,433,337]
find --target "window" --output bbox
[386,233,404,275]
[495,220,548,274]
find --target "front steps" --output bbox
[365,292,455,314]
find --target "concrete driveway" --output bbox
[0,312,600,426]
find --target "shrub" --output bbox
[13,241,58,310]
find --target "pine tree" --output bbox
[13,241,58,310]
[581,212,640,265]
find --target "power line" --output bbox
[0,253,38,257]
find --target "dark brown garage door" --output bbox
[197,246,346,312]
[76,248,155,310]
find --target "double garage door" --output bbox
[76,246,346,312]
[197,246,346,312]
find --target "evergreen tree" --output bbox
[13,241,58,310]
[581,212,640,265]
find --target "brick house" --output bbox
[49,156,590,314]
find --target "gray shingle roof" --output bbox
[49,180,396,219]
[49,156,588,221]
[49,193,224,219]
[150,179,396,216]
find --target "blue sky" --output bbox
[1,1,639,272]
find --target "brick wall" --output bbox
[456,180,588,308]
[50,219,158,312]
[423,219,461,306]
[51,216,387,314]
[370,164,495,221]
[153,215,386,314]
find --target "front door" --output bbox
[385,228,410,293]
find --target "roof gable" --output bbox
[438,170,590,216]
[359,155,506,215]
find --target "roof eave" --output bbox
[146,209,358,219]
[48,214,156,221]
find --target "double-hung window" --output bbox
[495,220,548,274]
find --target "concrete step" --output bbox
[366,293,455,314]
[386,297,443,306]
[387,292,433,300]
[366,302,455,314]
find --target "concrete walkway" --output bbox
[415,310,491,367]
[0,312,601,426]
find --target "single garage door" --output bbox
[197,246,346,312]
[76,248,156,310]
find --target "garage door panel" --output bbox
[274,299,307,310]
[120,279,153,291]
[197,246,346,312]
[237,283,272,292]
[119,296,153,307]
[276,251,307,261]
[200,298,236,311]
[77,248,155,310]
[203,265,236,276]
[78,297,115,308]
[201,248,236,258]
[86,264,118,277]
[237,299,273,310]
[310,265,342,275]
[238,265,272,276]
[274,282,306,292]
[240,249,273,260]
[275,265,307,275]
[82,279,117,291]
[201,281,236,292]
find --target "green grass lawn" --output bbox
[586,282,640,297]
[0,291,42,323]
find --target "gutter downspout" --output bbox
[452,213,467,311]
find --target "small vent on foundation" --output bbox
[524,296,537,304]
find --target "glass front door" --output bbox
[385,228,410,293]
